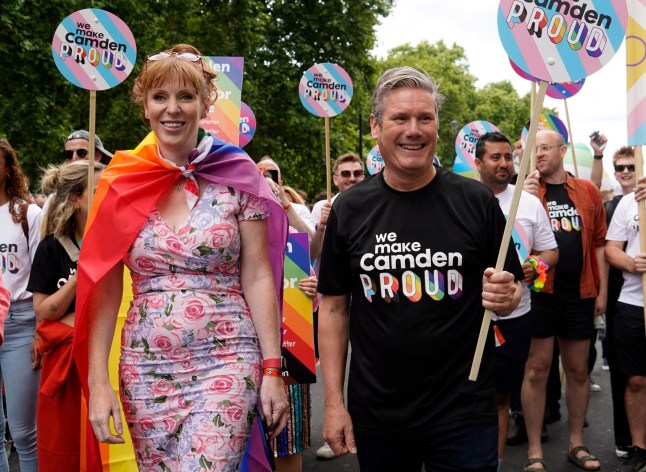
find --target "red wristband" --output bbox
[263,368,282,377]
[262,358,282,369]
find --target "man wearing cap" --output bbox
[64,130,113,165]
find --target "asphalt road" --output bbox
[303,339,623,472]
[9,340,619,471]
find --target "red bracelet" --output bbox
[262,358,282,369]
[263,368,282,377]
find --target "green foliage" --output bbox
[0,1,555,196]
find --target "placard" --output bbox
[521,113,569,145]
[52,9,136,90]
[498,0,628,83]
[239,101,256,148]
[453,121,500,178]
[510,59,585,99]
[299,63,353,117]
[627,1,646,145]
[282,233,316,384]
[366,145,385,175]
[200,57,244,145]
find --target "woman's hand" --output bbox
[89,382,125,444]
[30,335,41,370]
[259,376,288,439]
[298,276,318,299]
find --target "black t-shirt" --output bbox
[27,235,78,314]
[544,183,583,295]
[318,168,523,437]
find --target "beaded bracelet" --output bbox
[525,254,549,292]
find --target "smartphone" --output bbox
[265,169,279,183]
[589,131,607,150]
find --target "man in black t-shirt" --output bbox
[317,66,523,472]
[521,130,607,471]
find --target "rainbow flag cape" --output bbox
[74,131,287,471]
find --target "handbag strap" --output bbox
[56,235,80,263]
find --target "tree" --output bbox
[0,0,394,200]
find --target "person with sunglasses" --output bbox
[74,44,288,471]
[64,130,113,165]
[601,145,638,461]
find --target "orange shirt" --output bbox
[537,173,607,298]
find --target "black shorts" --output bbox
[531,292,595,340]
[614,302,646,376]
[494,312,533,395]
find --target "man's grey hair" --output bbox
[371,66,445,127]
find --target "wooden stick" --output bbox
[563,99,579,178]
[469,80,548,381]
[88,90,96,209]
[635,146,646,337]
[530,82,538,171]
[325,117,332,202]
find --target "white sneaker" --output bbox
[316,442,336,460]
[602,359,610,371]
[616,445,630,458]
[589,378,602,392]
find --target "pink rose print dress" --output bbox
[121,182,269,471]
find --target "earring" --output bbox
[145,113,149,119]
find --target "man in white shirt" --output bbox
[475,132,558,472]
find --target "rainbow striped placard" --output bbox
[453,120,500,179]
[521,113,569,145]
[627,0,646,145]
[200,57,244,145]
[239,101,256,148]
[299,63,353,117]
[498,0,628,83]
[51,9,136,91]
[282,233,316,384]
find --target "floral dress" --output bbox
[121,182,269,471]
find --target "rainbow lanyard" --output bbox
[75,233,82,249]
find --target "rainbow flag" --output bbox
[74,131,287,470]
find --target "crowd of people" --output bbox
[0,47,644,472]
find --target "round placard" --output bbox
[521,113,569,145]
[52,9,136,91]
[299,63,353,117]
[498,0,627,83]
[509,59,585,99]
[366,146,384,175]
[239,102,256,148]
[453,121,501,176]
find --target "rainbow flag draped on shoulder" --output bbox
[73,131,287,471]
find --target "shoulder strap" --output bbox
[55,235,80,263]
[19,202,29,243]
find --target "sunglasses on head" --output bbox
[63,149,88,160]
[614,164,635,172]
[336,170,364,178]
[146,52,202,63]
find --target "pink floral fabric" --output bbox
[121,183,269,471]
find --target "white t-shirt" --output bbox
[606,193,643,307]
[292,202,315,233]
[311,194,339,272]
[0,201,42,302]
[495,185,557,319]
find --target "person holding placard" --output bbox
[75,44,289,471]
[474,131,558,472]
[27,159,104,472]
[522,129,607,471]
[605,186,646,472]
[0,139,41,472]
[317,66,523,471]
